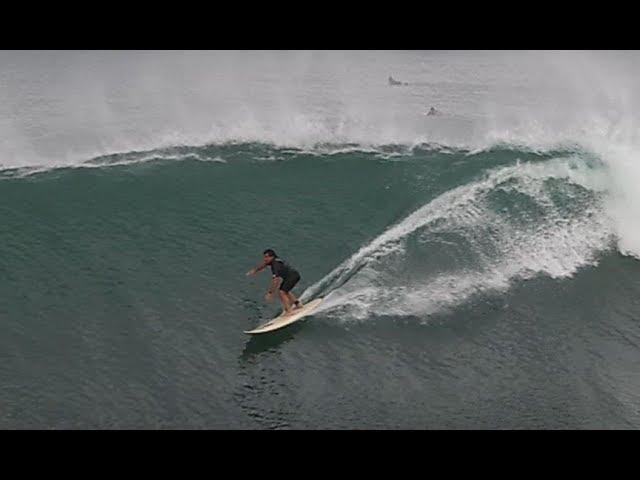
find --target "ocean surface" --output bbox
[1,50,639,429]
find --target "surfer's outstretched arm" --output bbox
[246,261,268,276]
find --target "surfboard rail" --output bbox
[244,298,323,334]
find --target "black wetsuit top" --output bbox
[270,258,298,280]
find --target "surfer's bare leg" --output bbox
[279,290,293,314]
[287,291,303,309]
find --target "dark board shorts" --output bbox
[279,272,301,292]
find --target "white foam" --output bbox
[304,157,615,320]
[0,151,226,179]
[3,50,640,263]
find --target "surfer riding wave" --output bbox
[246,249,303,316]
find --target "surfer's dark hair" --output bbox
[263,249,277,257]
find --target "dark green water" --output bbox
[1,143,639,428]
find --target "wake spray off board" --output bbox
[244,298,324,335]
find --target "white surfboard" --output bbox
[244,298,323,335]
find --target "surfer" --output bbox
[389,75,408,86]
[427,107,440,116]
[246,249,303,315]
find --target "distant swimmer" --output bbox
[389,75,408,86]
[246,249,303,316]
[427,107,441,116]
